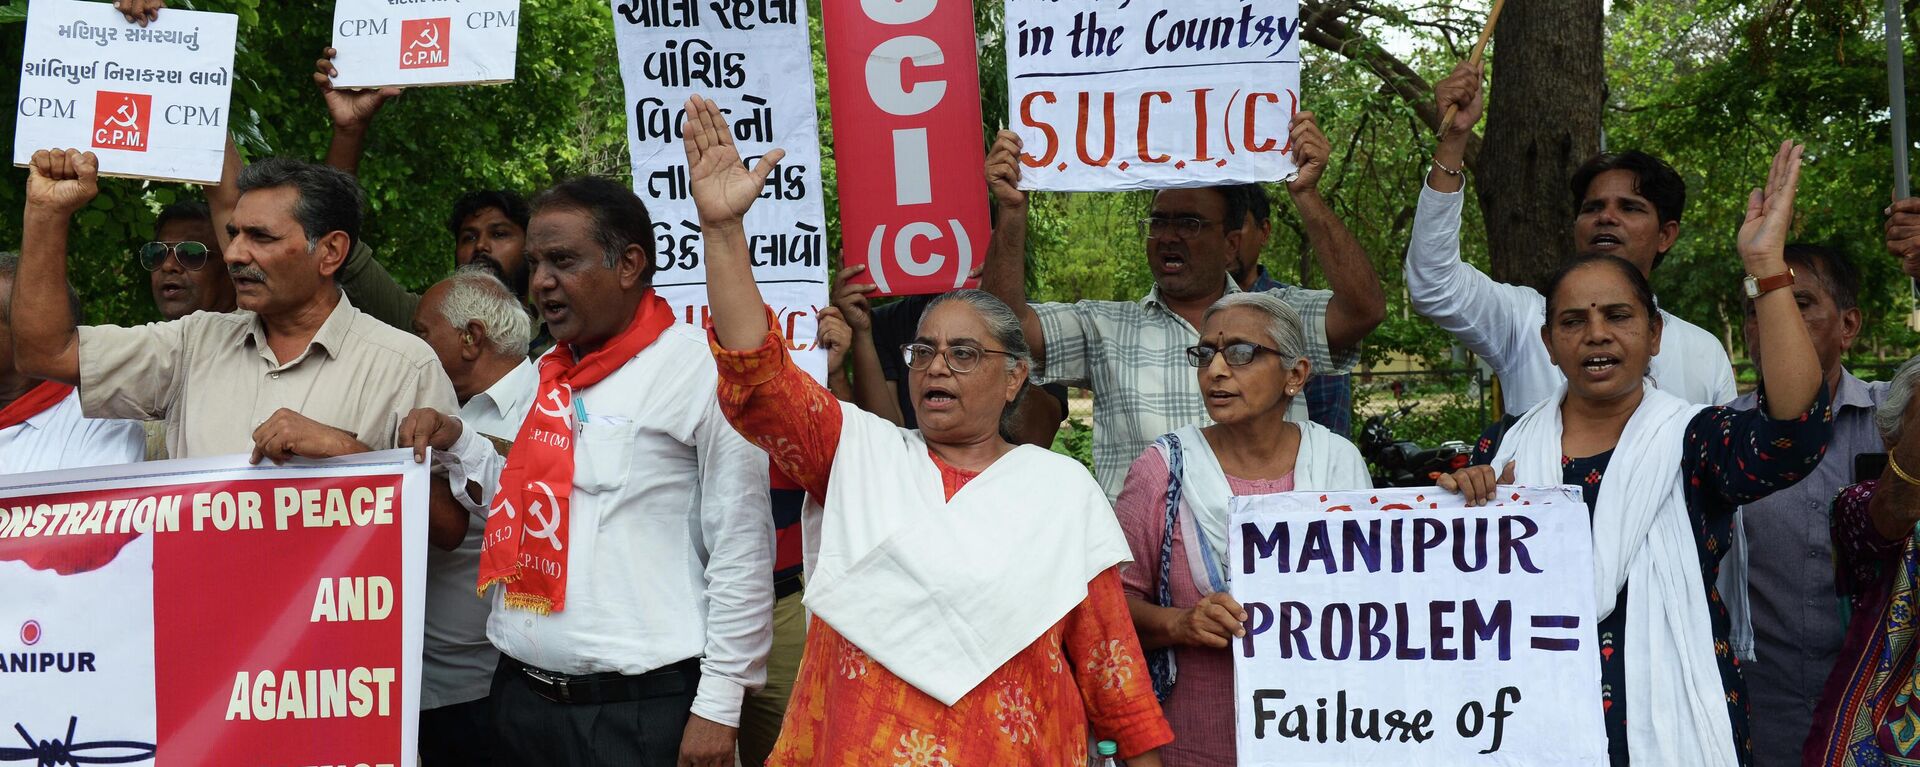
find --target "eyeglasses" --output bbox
[1136,216,1217,239]
[138,241,213,271]
[1185,341,1287,367]
[900,343,1015,374]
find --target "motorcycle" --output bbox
[1359,404,1474,488]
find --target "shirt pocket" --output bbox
[572,419,635,494]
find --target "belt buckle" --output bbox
[524,666,572,704]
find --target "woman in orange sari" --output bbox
[685,96,1172,765]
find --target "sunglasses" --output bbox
[138,241,212,271]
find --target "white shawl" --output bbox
[1491,383,1732,766]
[801,403,1133,705]
[1159,420,1373,593]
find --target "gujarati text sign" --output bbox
[328,0,522,88]
[13,0,237,183]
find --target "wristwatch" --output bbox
[1743,268,1795,299]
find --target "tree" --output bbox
[1477,0,1605,289]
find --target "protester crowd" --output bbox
[12,2,1920,766]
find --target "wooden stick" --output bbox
[1437,0,1509,135]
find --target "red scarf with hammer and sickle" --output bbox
[477,291,675,614]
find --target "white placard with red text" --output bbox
[12,0,237,183]
[1005,0,1301,191]
[327,0,522,88]
[610,0,829,378]
[0,452,428,765]
[1228,486,1607,766]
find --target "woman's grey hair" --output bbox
[1204,291,1307,362]
[918,289,1034,438]
[439,265,532,356]
[1876,355,1920,445]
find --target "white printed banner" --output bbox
[1229,486,1608,766]
[13,0,238,183]
[610,0,829,379]
[1004,0,1302,191]
[328,0,521,88]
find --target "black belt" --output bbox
[504,655,698,705]
[774,571,804,599]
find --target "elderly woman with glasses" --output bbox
[1112,291,1370,766]
[683,97,1171,765]
[1806,357,1920,766]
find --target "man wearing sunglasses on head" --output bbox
[144,200,236,321]
[980,114,1387,500]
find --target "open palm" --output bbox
[683,96,784,225]
[1736,140,1803,262]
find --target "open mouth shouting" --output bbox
[921,384,959,411]
[1581,354,1621,377]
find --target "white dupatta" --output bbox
[1491,383,1732,766]
[1158,420,1372,594]
[801,403,1133,705]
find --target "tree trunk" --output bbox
[1477,0,1606,291]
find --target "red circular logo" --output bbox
[20,620,41,646]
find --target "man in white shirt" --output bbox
[395,267,536,765]
[0,251,144,472]
[1407,63,1736,415]
[402,178,771,766]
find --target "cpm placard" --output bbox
[611,0,831,379]
[12,0,237,184]
[0,451,428,766]
[1005,0,1302,191]
[328,0,521,88]
[822,0,990,297]
[1229,486,1607,766]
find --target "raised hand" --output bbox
[1434,61,1484,143]
[26,149,101,217]
[818,306,853,372]
[683,96,785,227]
[1286,111,1331,194]
[113,0,161,26]
[313,47,402,132]
[986,130,1026,209]
[831,265,877,335]
[1887,197,1920,278]
[1736,140,1804,266]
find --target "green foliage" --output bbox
[1050,416,1095,470]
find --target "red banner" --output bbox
[821,0,991,297]
[0,452,429,766]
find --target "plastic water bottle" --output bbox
[1094,739,1121,766]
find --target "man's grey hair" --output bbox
[437,265,531,356]
[1876,355,1920,446]
[236,158,365,251]
[1204,291,1307,362]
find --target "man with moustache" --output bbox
[1407,62,1737,414]
[399,176,771,766]
[145,200,237,321]
[981,114,1386,499]
[11,149,466,548]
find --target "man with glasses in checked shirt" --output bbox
[981,112,1387,500]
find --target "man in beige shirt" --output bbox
[14,149,463,546]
